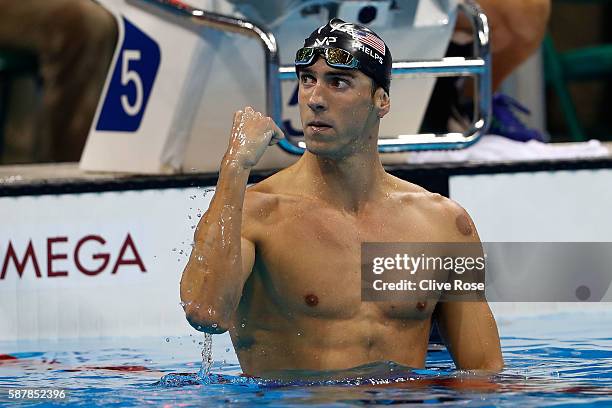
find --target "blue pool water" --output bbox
[1,311,612,407]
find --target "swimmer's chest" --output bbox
[252,205,442,319]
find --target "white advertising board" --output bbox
[3,168,611,341]
[450,169,612,242]
[0,187,214,341]
[450,168,612,316]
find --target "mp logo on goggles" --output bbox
[314,36,337,46]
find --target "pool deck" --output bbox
[1,141,611,190]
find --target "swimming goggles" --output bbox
[295,47,360,69]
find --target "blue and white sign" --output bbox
[283,84,303,137]
[96,18,161,132]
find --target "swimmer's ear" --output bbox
[374,88,390,119]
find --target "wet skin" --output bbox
[235,176,493,376]
[181,59,503,378]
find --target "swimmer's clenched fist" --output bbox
[226,106,285,168]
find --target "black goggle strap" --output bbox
[295,47,359,69]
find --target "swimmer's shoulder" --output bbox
[243,183,281,222]
[245,166,293,199]
[385,174,436,202]
[387,174,479,242]
[242,167,300,222]
[241,186,281,242]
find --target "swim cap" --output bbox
[296,18,392,94]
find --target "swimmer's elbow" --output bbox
[183,303,231,334]
[455,352,504,374]
[471,357,504,374]
[485,358,504,373]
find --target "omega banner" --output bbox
[0,187,214,341]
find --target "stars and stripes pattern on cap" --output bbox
[355,30,386,56]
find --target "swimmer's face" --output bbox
[297,58,390,157]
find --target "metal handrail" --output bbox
[132,0,283,126]
[130,0,490,154]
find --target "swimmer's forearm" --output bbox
[180,156,250,333]
[181,107,283,333]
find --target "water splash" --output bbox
[156,361,451,389]
[198,333,213,380]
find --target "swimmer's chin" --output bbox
[301,140,346,158]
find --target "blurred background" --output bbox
[0,0,610,166]
[545,1,612,141]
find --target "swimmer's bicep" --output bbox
[240,237,256,280]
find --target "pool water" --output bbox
[1,311,612,407]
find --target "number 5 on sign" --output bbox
[120,50,143,116]
[96,18,160,132]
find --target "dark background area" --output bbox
[546,1,612,141]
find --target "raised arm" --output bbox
[180,107,284,333]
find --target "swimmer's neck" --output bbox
[294,150,389,213]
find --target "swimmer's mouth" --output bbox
[307,121,333,130]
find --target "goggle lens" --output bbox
[295,47,315,65]
[325,47,358,68]
[295,47,359,69]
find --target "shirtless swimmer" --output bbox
[180,19,504,378]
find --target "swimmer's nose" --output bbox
[307,83,328,113]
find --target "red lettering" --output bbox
[74,235,110,276]
[47,237,68,278]
[2,233,146,279]
[112,233,146,274]
[1,240,41,279]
